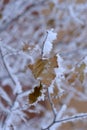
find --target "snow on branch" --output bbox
[42,29,57,58]
[42,113,87,130]
[0,45,22,94]
[55,113,87,124]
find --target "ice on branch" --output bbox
[55,54,66,95]
[42,29,57,58]
[48,80,55,94]
[84,56,87,65]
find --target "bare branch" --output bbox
[0,46,16,85]
[42,113,87,130]
[0,46,22,94]
[55,113,87,124]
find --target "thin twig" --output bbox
[0,0,47,32]
[47,88,56,118]
[0,46,16,85]
[42,113,87,130]
[55,113,87,124]
[41,88,56,130]
[41,31,48,58]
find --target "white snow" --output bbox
[42,29,57,57]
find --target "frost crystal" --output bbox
[43,29,57,57]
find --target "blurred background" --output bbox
[0,0,87,130]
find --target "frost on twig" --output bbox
[42,112,87,130]
[55,113,87,124]
[42,29,57,58]
[68,6,84,26]
[54,53,65,96]
[0,44,22,94]
[0,0,87,130]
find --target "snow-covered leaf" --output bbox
[42,29,57,57]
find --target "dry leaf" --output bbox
[68,72,78,84]
[28,82,43,104]
[29,59,47,78]
[75,63,86,83]
[28,56,58,86]
[47,19,55,27]
[67,62,86,84]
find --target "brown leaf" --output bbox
[68,72,78,84]
[75,63,86,83]
[28,59,47,78]
[47,19,55,27]
[28,56,58,86]
[28,82,43,104]
[67,62,86,84]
